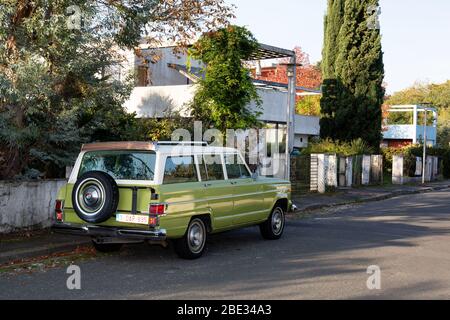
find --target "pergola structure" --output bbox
[246,44,297,180]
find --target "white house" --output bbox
[382,105,437,147]
[121,44,321,177]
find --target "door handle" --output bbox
[230,181,237,185]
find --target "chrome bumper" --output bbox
[52,223,167,241]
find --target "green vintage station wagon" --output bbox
[52,141,292,259]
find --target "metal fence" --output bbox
[290,155,311,193]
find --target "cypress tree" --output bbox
[320,0,385,149]
[322,0,345,79]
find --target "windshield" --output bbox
[78,151,156,181]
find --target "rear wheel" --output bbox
[173,218,207,259]
[91,240,123,253]
[260,205,285,240]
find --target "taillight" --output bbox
[149,203,166,215]
[148,216,158,227]
[55,200,64,222]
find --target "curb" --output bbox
[0,236,91,265]
[290,184,450,214]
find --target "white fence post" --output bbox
[432,156,438,180]
[317,154,327,194]
[415,157,423,176]
[362,155,371,185]
[392,155,404,185]
[425,156,432,182]
[310,154,319,192]
[345,156,353,187]
[326,154,338,188]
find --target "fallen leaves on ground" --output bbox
[0,245,102,276]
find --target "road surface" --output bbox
[1,190,450,299]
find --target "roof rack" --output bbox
[157,141,208,147]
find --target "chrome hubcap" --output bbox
[77,179,105,216]
[272,208,284,235]
[188,221,205,253]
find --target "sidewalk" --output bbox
[291,180,450,212]
[1,180,449,265]
[0,231,90,265]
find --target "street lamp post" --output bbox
[422,106,427,184]
[284,59,297,181]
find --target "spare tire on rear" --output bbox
[72,171,119,224]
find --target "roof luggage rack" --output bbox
[157,141,208,147]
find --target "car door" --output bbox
[224,153,265,226]
[198,154,234,230]
[157,155,207,238]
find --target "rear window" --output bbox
[78,151,156,181]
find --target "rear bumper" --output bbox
[52,223,167,241]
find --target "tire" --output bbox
[174,218,207,260]
[92,240,123,253]
[72,171,119,224]
[260,205,285,240]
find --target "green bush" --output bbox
[302,138,374,156]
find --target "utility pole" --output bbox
[283,58,297,181]
[422,106,427,184]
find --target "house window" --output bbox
[136,66,149,86]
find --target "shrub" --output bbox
[302,138,374,156]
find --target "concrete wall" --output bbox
[138,47,204,86]
[124,85,195,118]
[294,114,320,136]
[383,125,437,146]
[0,180,66,233]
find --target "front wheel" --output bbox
[260,205,285,240]
[173,218,207,259]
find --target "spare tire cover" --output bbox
[72,171,119,224]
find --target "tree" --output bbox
[296,95,321,116]
[320,0,385,150]
[322,0,345,79]
[188,25,262,134]
[0,0,233,179]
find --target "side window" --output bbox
[163,156,198,185]
[225,154,251,179]
[204,154,224,181]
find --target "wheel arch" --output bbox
[191,214,213,233]
[273,198,288,213]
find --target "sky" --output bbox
[227,0,450,94]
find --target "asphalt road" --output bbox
[2,189,450,300]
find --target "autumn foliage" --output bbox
[252,47,322,96]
